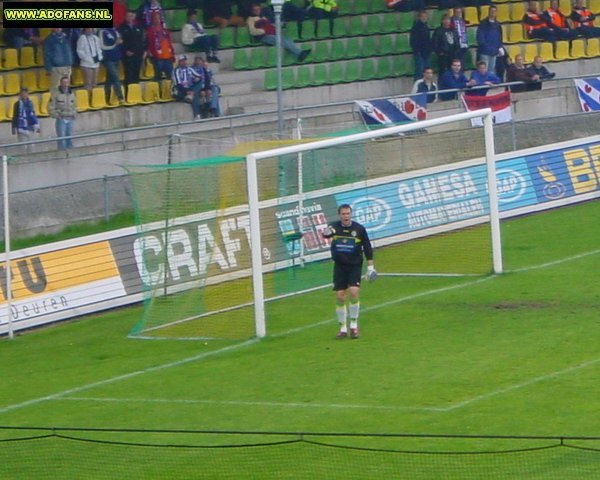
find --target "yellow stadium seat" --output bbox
[496,4,512,23]
[524,43,538,63]
[0,76,4,96]
[39,28,53,40]
[90,86,115,109]
[538,42,556,61]
[591,0,600,13]
[35,47,44,67]
[3,73,21,95]
[571,38,587,58]
[554,40,573,60]
[142,81,160,104]
[75,89,90,112]
[0,99,9,122]
[559,0,572,15]
[141,58,155,80]
[586,37,600,57]
[27,94,41,117]
[159,79,174,102]
[507,45,522,62]
[125,83,143,105]
[21,70,40,92]
[71,67,84,87]
[463,7,479,26]
[510,2,526,22]
[38,70,51,91]
[508,24,526,44]
[19,46,36,68]
[97,65,107,84]
[479,5,490,21]
[38,92,51,117]
[3,49,20,70]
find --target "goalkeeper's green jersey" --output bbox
[324,221,373,266]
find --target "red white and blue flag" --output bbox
[462,91,512,126]
[574,78,600,112]
[356,94,427,127]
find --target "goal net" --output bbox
[127,109,501,340]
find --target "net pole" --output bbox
[296,119,305,263]
[2,155,14,339]
[484,112,503,274]
[246,153,266,338]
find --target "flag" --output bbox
[462,91,512,126]
[574,78,600,112]
[356,94,427,128]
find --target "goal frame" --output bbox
[246,109,501,338]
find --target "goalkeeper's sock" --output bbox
[336,301,347,332]
[349,299,360,328]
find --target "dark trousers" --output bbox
[122,54,143,86]
[190,34,219,55]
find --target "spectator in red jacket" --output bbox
[146,12,175,82]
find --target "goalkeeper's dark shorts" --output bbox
[333,263,362,291]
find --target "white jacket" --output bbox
[77,33,103,68]
[181,23,205,46]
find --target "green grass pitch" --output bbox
[0,201,599,478]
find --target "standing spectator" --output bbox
[526,56,556,90]
[477,5,503,74]
[49,76,77,151]
[544,0,577,39]
[523,0,558,42]
[306,0,339,36]
[247,4,311,62]
[181,9,221,63]
[99,27,126,104]
[410,10,433,80]
[111,0,128,28]
[77,28,103,97]
[172,55,202,118]
[11,88,40,143]
[3,28,42,51]
[411,67,438,103]
[386,0,426,13]
[450,6,470,66]
[119,11,146,89]
[146,12,176,82]
[571,0,600,38]
[466,60,501,96]
[433,15,460,77]
[438,58,469,100]
[43,28,74,91]
[138,0,166,29]
[203,0,246,29]
[262,1,307,39]
[64,28,82,66]
[506,53,539,92]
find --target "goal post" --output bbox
[246,109,501,338]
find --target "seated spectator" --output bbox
[203,0,246,29]
[523,0,570,41]
[172,55,202,117]
[433,15,460,77]
[438,59,468,100]
[466,60,501,96]
[235,0,255,18]
[191,56,222,118]
[138,0,165,29]
[11,88,40,143]
[247,4,311,62]
[410,10,433,80]
[571,0,600,38]
[3,28,42,51]
[526,55,556,91]
[411,67,438,103]
[506,53,539,92]
[262,1,307,39]
[146,12,175,82]
[182,9,221,63]
[543,0,577,39]
[386,0,425,13]
[477,5,503,74]
[306,0,338,36]
[76,28,103,96]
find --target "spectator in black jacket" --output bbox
[203,0,246,29]
[119,11,146,89]
[410,10,433,80]
[526,56,556,91]
[432,14,460,77]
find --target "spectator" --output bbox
[543,0,577,39]
[3,28,42,51]
[477,5,503,74]
[506,53,539,92]
[235,0,256,18]
[146,12,176,82]
[450,6,470,66]
[410,10,433,80]
[262,1,307,39]
[119,11,146,89]
[111,0,128,28]
[526,56,556,90]
[306,0,338,36]
[64,28,82,66]
[191,56,222,118]
[523,0,559,42]
[77,28,103,97]
[172,55,202,118]
[466,60,500,96]
[11,88,40,143]
[247,4,311,62]
[203,0,246,29]
[411,67,438,103]
[495,47,509,82]
[432,15,460,77]
[48,76,77,151]
[43,28,74,92]
[138,0,166,29]
[181,9,221,63]
[99,27,126,104]
[571,0,600,38]
[386,0,426,13]
[438,58,469,100]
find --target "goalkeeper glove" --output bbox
[366,265,378,282]
[322,226,336,238]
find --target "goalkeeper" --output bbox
[322,204,376,339]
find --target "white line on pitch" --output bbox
[58,396,447,412]
[506,249,600,273]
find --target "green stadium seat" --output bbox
[353,0,372,15]
[379,35,395,55]
[380,13,398,34]
[313,41,330,62]
[344,61,361,82]
[264,68,295,90]
[393,54,413,76]
[328,62,345,84]
[360,58,377,80]
[330,40,346,60]
[233,49,250,70]
[219,27,236,49]
[345,37,362,59]
[312,64,328,85]
[347,17,364,37]
[361,36,378,57]
[285,21,300,41]
[316,19,332,38]
[301,20,316,40]
[467,27,478,46]
[365,15,382,35]
[249,48,268,69]
[266,47,277,67]
[264,69,277,90]
[332,18,347,38]
[428,9,446,29]
[395,33,411,53]
[338,0,353,15]
[398,12,414,32]
[376,56,393,79]
[165,9,187,31]
[235,26,252,47]
[295,65,312,87]
[282,67,296,89]
[463,50,476,70]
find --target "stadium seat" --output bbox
[392,54,412,76]
[347,17,364,37]
[507,45,522,62]
[75,89,90,112]
[554,40,573,60]
[0,76,4,96]
[35,47,44,67]
[295,65,312,88]
[264,69,277,90]
[142,81,161,103]
[353,0,372,15]
[479,5,490,21]
[332,17,347,38]
[464,7,479,26]
[3,49,19,70]
[337,0,353,15]
[38,92,51,117]
[313,41,330,62]
[300,20,316,40]
[467,27,477,46]
[219,27,236,49]
[344,61,361,82]
[559,0,572,15]
[312,64,328,86]
[591,0,600,13]
[379,35,395,55]
[506,24,525,44]
[140,58,155,80]
[165,9,187,31]
[159,80,174,101]
[428,9,445,29]
[376,56,392,79]
[396,33,411,53]
[316,19,332,38]
[249,48,268,69]
[495,4,511,23]
[97,65,107,84]
[71,67,84,87]
[539,42,556,61]
[19,46,37,69]
[282,68,296,89]
[0,99,8,122]
[510,2,526,22]
[359,58,377,80]
[233,49,250,70]
[90,86,114,109]
[586,38,600,57]
[328,62,345,84]
[27,94,42,117]
[361,36,378,57]
[345,37,362,59]
[235,26,252,47]
[330,40,346,60]
[398,13,414,32]
[523,43,538,63]
[21,70,40,92]
[3,73,21,95]
[381,14,398,34]
[571,38,587,58]
[125,83,143,105]
[38,70,51,91]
